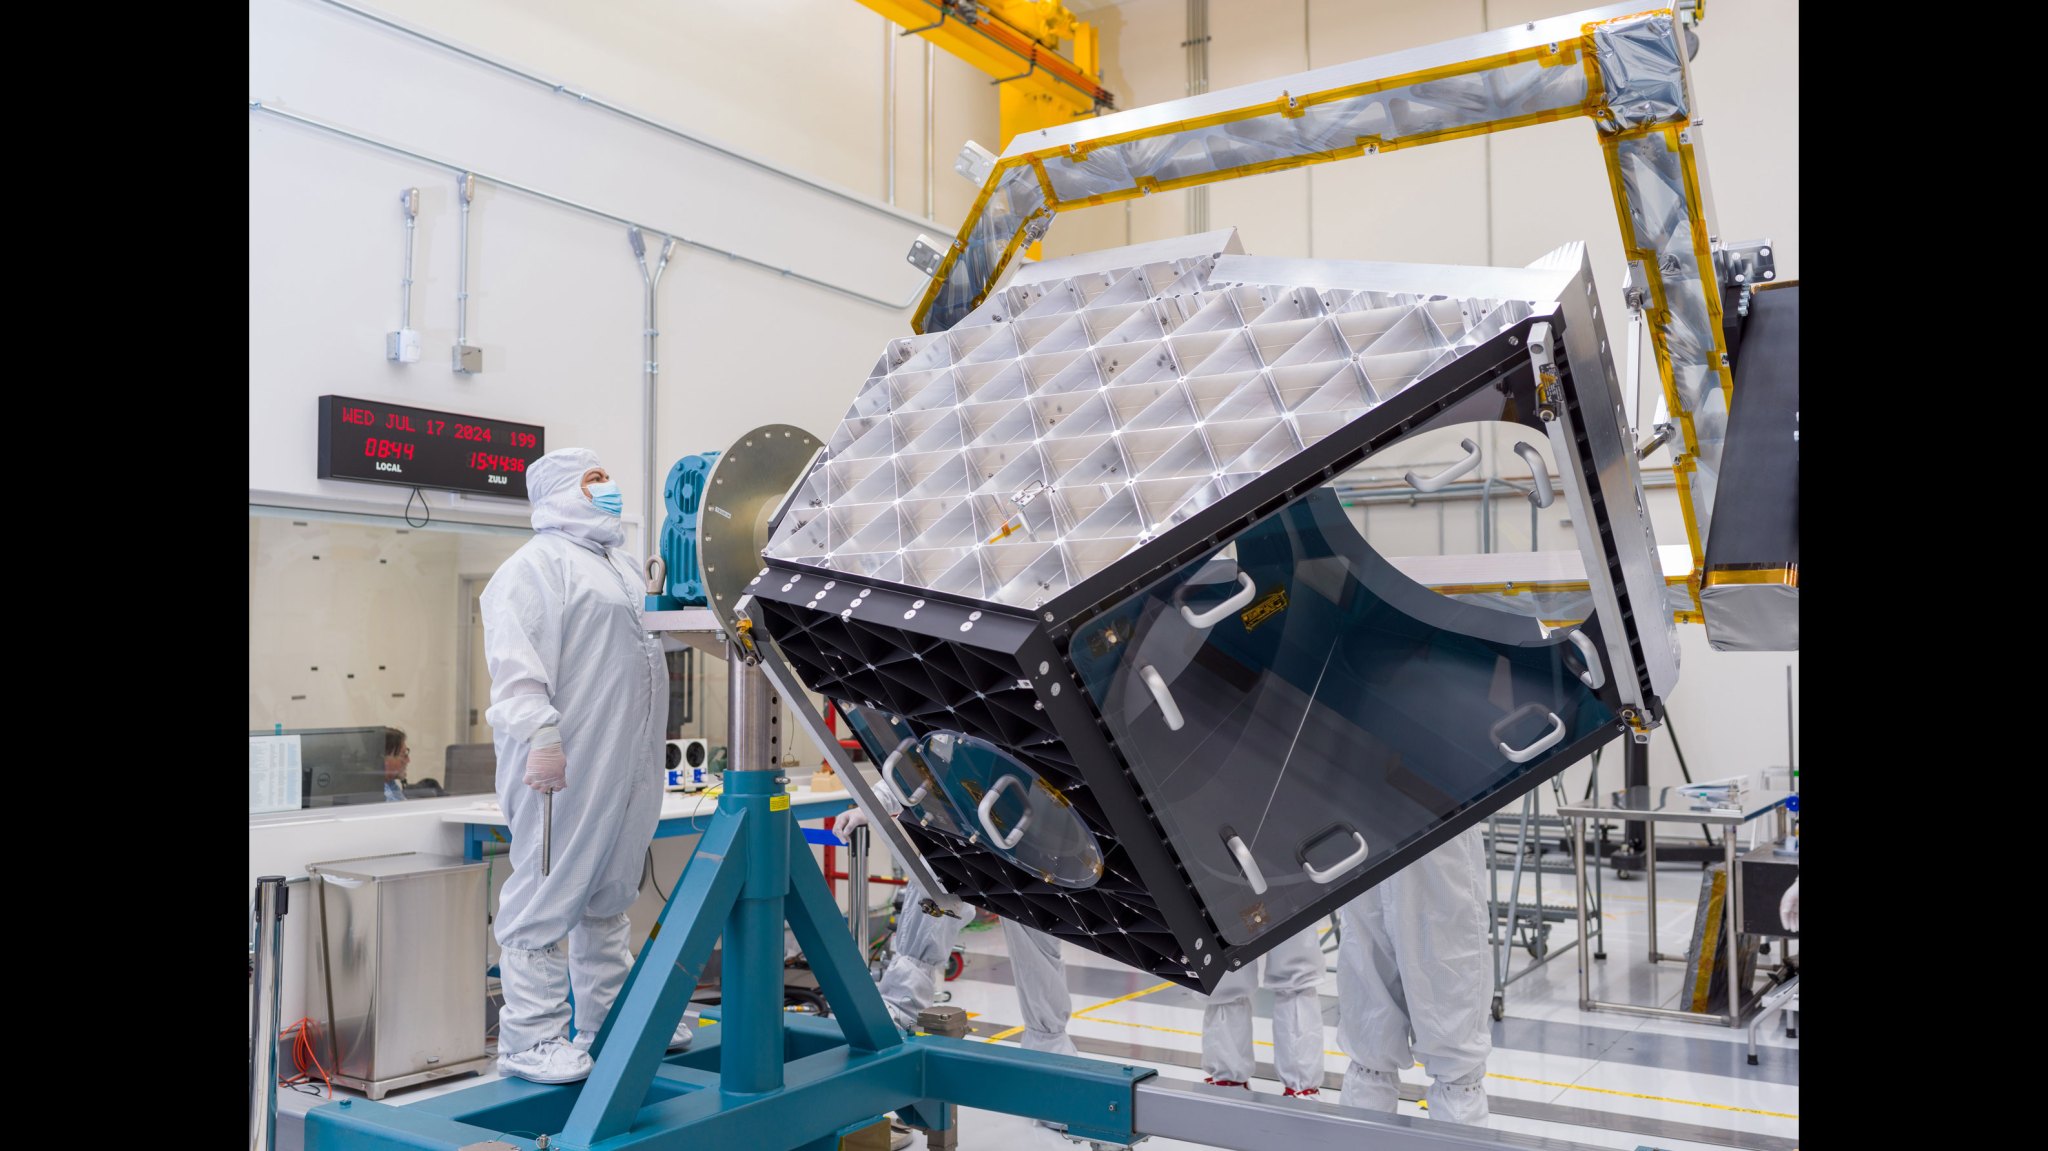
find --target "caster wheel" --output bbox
[1760,941,1771,955]
[1594,951,1607,961]
[944,950,967,982]
[1615,869,1633,880]
[1527,927,1551,959]
[1786,1027,1797,1038]
[1747,1053,1758,1066]
[1490,995,1504,1021]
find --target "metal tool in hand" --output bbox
[542,792,553,876]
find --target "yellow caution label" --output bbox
[770,795,790,812]
[1241,587,1290,631]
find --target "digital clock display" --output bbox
[317,396,546,499]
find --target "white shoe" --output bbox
[1424,1076,1490,1126]
[568,1020,694,1054]
[498,1037,593,1084]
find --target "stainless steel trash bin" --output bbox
[305,852,491,1098]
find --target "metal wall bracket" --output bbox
[1715,239,1777,290]
[907,234,950,277]
[955,140,998,186]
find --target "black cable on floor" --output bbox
[647,848,673,902]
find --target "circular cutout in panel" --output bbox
[880,726,1104,890]
[922,731,1104,889]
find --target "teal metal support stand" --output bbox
[307,653,1149,1151]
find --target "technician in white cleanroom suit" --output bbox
[839,810,1076,1053]
[1200,924,1326,1097]
[1338,827,1493,1125]
[481,447,688,1084]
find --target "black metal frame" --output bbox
[752,309,1661,990]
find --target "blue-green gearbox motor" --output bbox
[647,451,718,610]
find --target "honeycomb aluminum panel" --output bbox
[909,5,1741,627]
[771,247,1568,614]
[753,242,1671,990]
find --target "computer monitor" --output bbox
[443,743,498,797]
[250,726,390,807]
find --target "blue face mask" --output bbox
[588,480,623,517]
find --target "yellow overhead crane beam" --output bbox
[855,0,1116,149]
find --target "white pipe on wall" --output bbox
[925,40,936,221]
[312,0,937,232]
[885,19,898,206]
[248,103,923,311]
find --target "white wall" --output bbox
[250,0,998,534]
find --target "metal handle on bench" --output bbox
[1302,830,1369,884]
[1491,703,1566,764]
[881,739,929,806]
[1568,629,1605,690]
[1514,441,1554,508]
[1404,438,1481,493]
[1225,833,1269,895]
[1177,573,1258,629]
[977,774,1032,849]
[1139,665,1185,731]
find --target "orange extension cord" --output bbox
[278,1017,333,1098]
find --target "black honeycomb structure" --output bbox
[758,590,1192,977]
[749,306,1659,992]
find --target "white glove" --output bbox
[1778,879,1799,934]
[524,726,567,793]
[837,807,869,835]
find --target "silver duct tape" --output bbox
[1700,583,1798,652]
[1592,12,1689,130]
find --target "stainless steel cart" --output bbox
[1557,787,1794,1026]
[306,852,492,1099]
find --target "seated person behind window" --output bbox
[383,728,411,802]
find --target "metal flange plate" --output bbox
[698,424,823,637]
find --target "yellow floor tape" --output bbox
[1074,980,1178,1018]
[981,973,1799,1122]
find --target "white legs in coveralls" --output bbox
[879,878,1074,1052]
[1200,925,1325,1095]
[1338,827,1493,1125]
